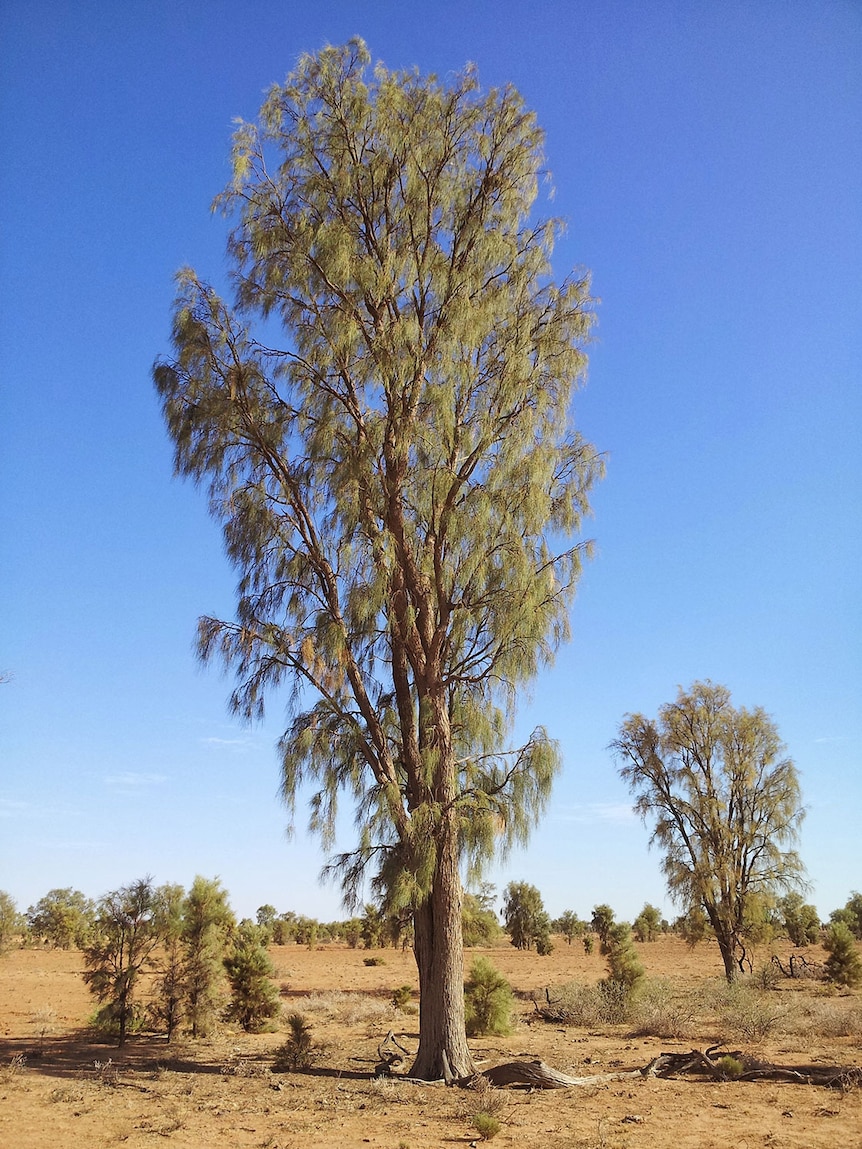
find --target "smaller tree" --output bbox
[503,882,553,954]
[271,912,296,945]
[823,921,862,987]
[150,883,186,1041]
[553,910,586,946]
[183,876,235,1037]
[673,905,710,947]
[613,680,805,982]
[830,893,862,940]
[255,904,277,942]
[224,923,280,1031]
[0,890,21,953]
[590,904,615,947]
[601,921,645,992]
[462,887,502,947]
[777,892,820,946]
[82,878,159,1047]
[27,888,95,949]
[632,903,662,943]
[360,904,384,949]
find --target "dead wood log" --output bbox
[452,1059,648,1089]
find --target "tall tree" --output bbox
[155,39,600,1078]
[612,681,805,981]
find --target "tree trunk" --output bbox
[409,814,476,1080]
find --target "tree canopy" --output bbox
[612,680,805,981]
[155,39,600,1077]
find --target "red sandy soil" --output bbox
[1,936,860,1148]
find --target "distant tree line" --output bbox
[1,882,860,1011]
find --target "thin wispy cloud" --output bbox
[200,736,256,751]
[104,772,167,789]
[556,802,637,825]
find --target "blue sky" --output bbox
[1,1,859,927]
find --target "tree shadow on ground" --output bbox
[0,1032,230,1081]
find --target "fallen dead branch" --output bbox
[422,1044,862,1091]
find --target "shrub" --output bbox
[223,924,280,1032]
[272,1012,320,1071]
[541,980,633,1026]
[631,979,696,1039]
[364,955,385,966]
[715,982,786,1041]
[472,1113,501,1140]
[715,1055,745,1080]
[392,985,413,1010]
[464,957,514,1036]
[602,922,645,993]
[823,921,862,987]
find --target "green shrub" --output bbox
[223,924,280,1032]
[392,985,413,1010]
[602,922,645,993]
[472,1113,501,1140]
[715,1055,745,1080]
[363,956,385,966]
[824,921,862,987]
[272,1012,320,1071]
[464,957,514,1036]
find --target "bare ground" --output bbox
[1,937,860,1148]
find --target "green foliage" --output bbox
[633,903,662,942]
[224,923,280,1032]
[582,933,594,955]
[715,1055,745,1080]
[392,985,413,1010]
[830,892,862,940]
[462,886,502,947]
[673,906,710,947]
[155,36,601,1076]
[272,1012,319,1071]
[503,882,553,953]
[464,957,515,1036]
[590,904,615,946]
[82,878,159,1047]
[27,888,95,949]
[149,883,186,1041]
[472,1113,502,1140]
[601,921,645,993]
[823,922,862,988]
[183,875,235,1038]
[613,680,806,982]
[553,910,586,945]
[0,891,21,953]
[777,892,820,946]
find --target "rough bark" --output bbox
[409,815,476,1080]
